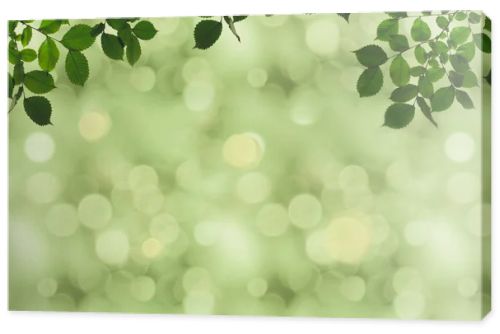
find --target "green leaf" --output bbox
[427,67,445,82]
[473,33,491,53]
[13,62,24,85]
[8,74,15,98]
[449,71,464,87]
[24,70,56,94]
[462,70,479,88]
[377,19,398,41]
[39,20,63,34]
[101,33,124,60]
[390,84,418,102]
[450,26,471,45]
[132,20,158,40]
[431,86,455,111]
[389,55,410,87]
[449,54,469,73]
[356,67,383,97]
[337,14,350,22]
[106,19,129,30]
[417,96,437,127]
[20,48,36,62]
[90,23,105,37]
[410,66,426,77]
[65,51,89,86]
[38,38,59,71]
[12,86,24,107]
[9,21,18,36]
[387,12,407,19]
[355,45,387,67]
[455,12,467,21]
[389,35,409,52]
[62,24,95,51]
[484,70,491,85]
[418,76,434,98]
[430,40,448,55]
[457,42,475,61]
[414,45,427,64]
[126,35,141,65]
[9,40,19,65]
[468,12,481,24]
[23,96,52,126]
[436,16,449,30]
[224,16,241,42]
[455,89,474,109]
[233,16,248,22]
[118,25,133,46]
[194,20,223,50]
[411,18,431,41]
[21,26,32,46]
[484,16,491,32]
[384,103,415,129]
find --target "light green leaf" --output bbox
[389,55,410,87]
[411,18,431,41]
[455,89,474,109]
[431,86,455,111]
[414,45,427,64]
[384,103,415,129]
[390,84,418,102]
[468,12,481,24]
[457,42,476,61]
[21,26,32,46]
[101,33,124,60]
[410,66,426,77]
[356,67,383,97]
[436,16,449,30]
[418,76,434,98]
[23,96,52,126]
[20,48,37,62]
[455,12,467,21]
[38,38,59,71]
[39,20,64,34]
[126,35,141,65]
[449,71,464,87]
[65,51,89,86]
[62,24,96,51]
[450,26,471,45]
[462,70,479,87]
[377,19,398,41]
[132,20,158,40]
[473,33,491,53]
[427,67,445,82]
[449,54,469,73]
[24,70,56,94]
[417,96,437,127]
[194,20,223,49]
[389,35,409,52]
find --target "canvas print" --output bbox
[8,11,491,320]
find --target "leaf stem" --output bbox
[19,21,64,45]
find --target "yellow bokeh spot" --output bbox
[79,111,111,142]
[142,237,163,259]
[222,133,263,169]
[325,216,372,264]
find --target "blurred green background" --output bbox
[8,13,490,319]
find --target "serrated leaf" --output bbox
[126,35,141,65]
[21,26,32,46]
[23,96,52,126]
[101,33,124,60]
[462,70,479,88]
[427,67,445,82]
[411,18,431,41]
[389,35,409,52]
[384,103,415,129]
[390,84,418,102]
[13,61,24,84]
[389,55,410,87]
[417,96,437,127]
[39,20,63,34]
[473,33,491,53]
[436,16,449,30]
[20,48,36,62]
[414,45,427,64]
[357,67,383,97]
[377,19,398,41]
[418,76,434,98]
[194,20,223,50]
[224,16,241,42]
[38,38,59,71]
[62,24,95,51]
[455,89,474,109]
[65,50,89,86]
[450,26,471,45]
[24,70,56,93]
[132,20,158,40]
[337,13,350,22]
[90,23,105,37]
[355,45,387,67]
[431,86,455,111]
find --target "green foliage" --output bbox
[8,18,157,125]
[355,11,491,128]
[194,19,223,49]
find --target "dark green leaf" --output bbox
[233,16,248,22]
[431,86,455,111]
[13,62,24,84]
[411,18,431,41]
[450,26,471,45]
[39,20,63,34]
[427,67,445,82]
[377,19,398,41]
[468,12,481,24]
[436,16,449,30]
[457,42,475,61]
[106,19,129,30]
[449,54,469,73]
[90,23,105,37]
[38,38,59,71]
[384,103,415,129]
[126,35,141,65]
[65,51,89,86]
[21,26,32,46]
[390,84,418,102]
[9,21,18,36]
[418,76,434,98]
[389,55,410,87]
[337,14,350,22]
[194,20,223,50]
[387,12,407,19]
[355,45,387,67]
[23,96,52,126]
[484,16,491,32]
[8,74,15,98]
[101,33,124,60]
[449,71,464,87]
[132,20,158,40]
[9,40,19,65]
[224,16,241,42]
[12,86,24,106]
[62,24,95,51]
[389,35,409,52]
[473,33,491,53]
[414,45,427,64]
[462,70,479,87]
[455,89,474,109]
[356,67,383,97]
[24,70,56,94]
[118,25,133,46]
[484,70,491,85]
[417,96,437,127]
[410,66,426,77]
[20,48,36,62]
